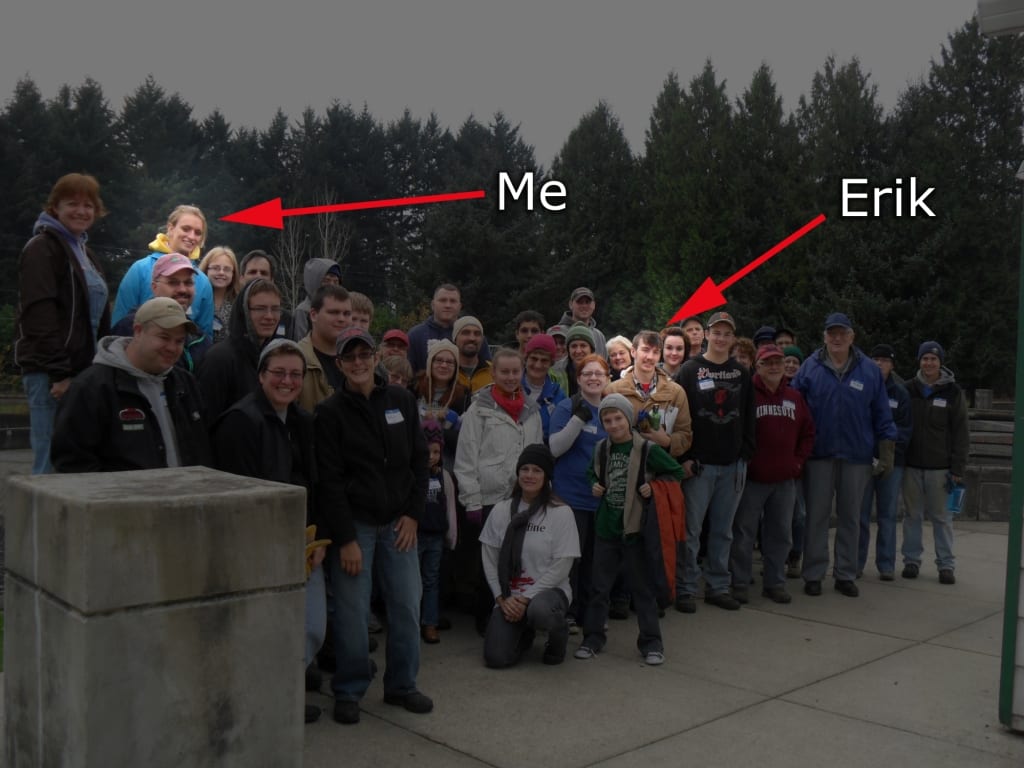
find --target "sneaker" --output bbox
[834,579,859,597]
[762,586,792,604]
[333,700,360,725]
[383,690,434,714]
[731,585,749,605]
[675,594,697,614]
[879,571,895,582]
[939,569,956,585]
[704,592,741,610]
[804,580,822,597]
[644,651,665,666]
[574,645,596,660]
[305,704,322,724]
[902,563,919,579]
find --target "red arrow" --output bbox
[221,189,487,229]
[667,213,826,324]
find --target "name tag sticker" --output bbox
[783,400,795,410]
[850,380,864,391]
[583,424,598,434]
[933,398,947,408]
[889,398,899,409]
[698,378,716,391]
[385,408,405,425]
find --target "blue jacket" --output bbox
[790,347,897,464]
[550,397,606,512]
[112,252,214,338]
[521,374,567,441]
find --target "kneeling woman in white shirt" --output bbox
[479,444,580,667]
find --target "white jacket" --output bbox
[454,386,543,510]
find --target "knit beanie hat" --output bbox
[565,323,595,351]
[426,338,459,370]
[869,344,896,362]
[258,338,307,372]
[453,315,483,339]
[598,393,635,425]
[421,419,444,448]
[917,341,945,362]
[516,443,555,479]
[524,333,556,358]
[782,345,804,362]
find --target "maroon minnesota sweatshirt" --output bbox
[747,374,816,484]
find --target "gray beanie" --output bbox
[599,393,635,425]
[452,315,483,339]
[258,338,307,373]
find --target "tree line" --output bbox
[0,17,1021,394]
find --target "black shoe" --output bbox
[542,642,566,665]
[675,594,697,614]
[333,700,360,725]
[704,592,740,610]
[731,586,749,605]
[608,598,630,620]
[939,569,956,585]
[834,579,859,597]
[762,586,792,604]
[305,662,321,692]
[804,580,822,597]
[384,690,434,714]
[902,563,919,579]
[305,704,322,724]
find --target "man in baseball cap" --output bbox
[51,297,210,472]
[558,287,607,357]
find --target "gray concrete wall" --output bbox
[4,467,307,768]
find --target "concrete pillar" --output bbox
[3,467,307,767]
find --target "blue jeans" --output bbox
[23,372,56,474]
[305,564,327,667]
[418,533,444,627]
[326,521,422,702]
[679,461,746,596]
[901,468,955,570]
[858,466,904,575]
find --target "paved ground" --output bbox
[3,449,1024,766]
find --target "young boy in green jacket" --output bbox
[575,393,684,666]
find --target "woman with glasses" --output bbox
[198,279,284,421]
[112,204,215,338]
[210,338,326,724]
[199,246,241,343]
[549,354,612,629]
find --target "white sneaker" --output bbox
[644,651,665,666]
[574,645,596,660]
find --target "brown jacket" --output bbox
[607,367,693,458]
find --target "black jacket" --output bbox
[314,376,428,545]
[14,227,111,381]
[212,389,318,525]
[197,281,270,421]
[52,362,210,472]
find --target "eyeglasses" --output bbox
[265,369,304,381]
[432,358,456,367]
[157,278,195,288]
[249,305,282,315]
[339,351,374,363]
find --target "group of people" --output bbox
[14,174,971,726]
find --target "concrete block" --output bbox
[5,467,307,768]
[5,468,306,612]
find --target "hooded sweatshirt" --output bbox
[94,337,181,466]
[197,281,279,420]
[904,366,969,475]
[557,310,607,358]
[290,258,341,341]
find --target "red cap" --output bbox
[755,344,785,362]
[382,329,409,346]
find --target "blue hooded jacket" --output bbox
[790,346,897,463]
[112,252,214,338]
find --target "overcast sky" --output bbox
[2,1,977,167]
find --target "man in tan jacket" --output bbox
[298,285,352,411]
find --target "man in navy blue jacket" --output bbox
[791,313,897,599]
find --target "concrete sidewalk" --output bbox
[301,521,1024,768]
[3,448,1023,766]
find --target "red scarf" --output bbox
[491,385,525,423]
